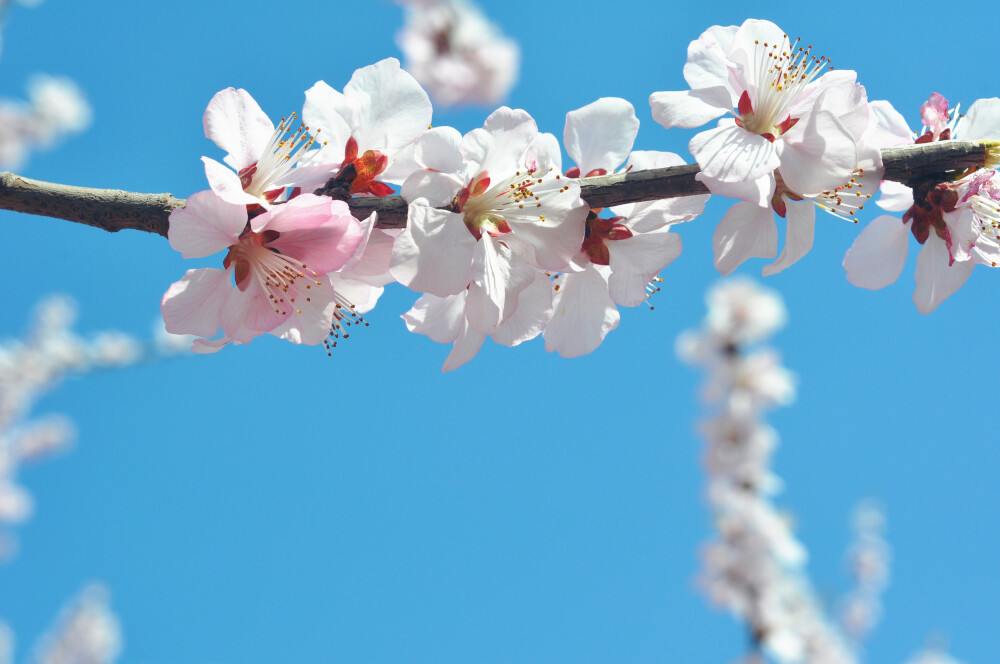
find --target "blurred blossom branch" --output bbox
[0,141,991,237]
[0,584,121,664]
[0,295,191,561]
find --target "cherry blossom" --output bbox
[391,107,587,367]
[395,0,519,107]
[301,58,433,195]
[161,191,363,350]
[843,96,1000,312]
[650,19,871,275]
[201,88,320,208]
[543,98,708,357]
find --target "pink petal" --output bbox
[564,97,639,174]
[202,88,274,171]
[762,198,815,276]
[543,266,619,358]
[160,268,231,338]
[190,337,232,354]
[219,278,287,344]
[843,215,911,290]
[256,197,364,274]
[167,190,247,259]
[268,276,337,346]
[713,202,778,275]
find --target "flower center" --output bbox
[223,229,324,316]
[734,36,830,141]
[240,112,323,201]
[456,167,572,239]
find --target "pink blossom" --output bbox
[161,192,363,349]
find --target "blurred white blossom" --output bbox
[27,585,121,664]
[0,296,186,562]
[681,279,855,664]
[395,0,519,107]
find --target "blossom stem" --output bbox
[0,141,994,236]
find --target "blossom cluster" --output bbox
[161,18,1000,370]
[0,296,187,561]
[1,585,121,664]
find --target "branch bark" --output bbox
[0,141,992,237]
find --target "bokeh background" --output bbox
[1,0,997,661]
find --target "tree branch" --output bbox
[0,141,993,237]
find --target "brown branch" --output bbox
[0,141,993,236]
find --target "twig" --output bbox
[0,141,992,237]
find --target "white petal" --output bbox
[343,58,433,159]
[202,88,274,171]
[167,189,246,258]
[956,97,1000,140]
[402,291,465,343]
[607,229,682,306]
[913,234,975,313]
[477,107,538,176]
[843,215,911,289]
[302,80,353,158]
[564,97,639,174]
[697,171,774,207]
[160,268,231,338]
[777,110,857,196]
[713,202,778,275]
[650,87,732,130]
[506,179,588,271]
[869,100,914,147]
[876,181,914,212]
[390,205,476,295]
[543,266,619,358]
[400,169,463,207]
[490,272,553,346]
[690,125,779,183]
[442,321,486,373]
[762,198,815,276]
[202,156,263,207]
[683,25,738,91]
[413,126,466,173]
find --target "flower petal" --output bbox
[490,272,553,346]
[876,181,914,212]
[543,266,619,358]
[777,110,857,196]
[843,215,911,289]
[762,198,815,276]
[956,97,1000,140]
[690,124,779,183]
[697,171,773,207]
[607,228,682,306]
[442,321,486,373]
[913,234,975,313]
[302,80,353,160]
[391,204,476,295]
[713,202,778,275]
[160,268,231,338]
[650,87,732,130]
[564,97,639,174]
[202,88,274,171]
[202,156,263,207]
[403,291,465,344]
[269,276,337,346]
[219,278,287,344]
[167,189,247,258]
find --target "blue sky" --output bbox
[1,0,998,661]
